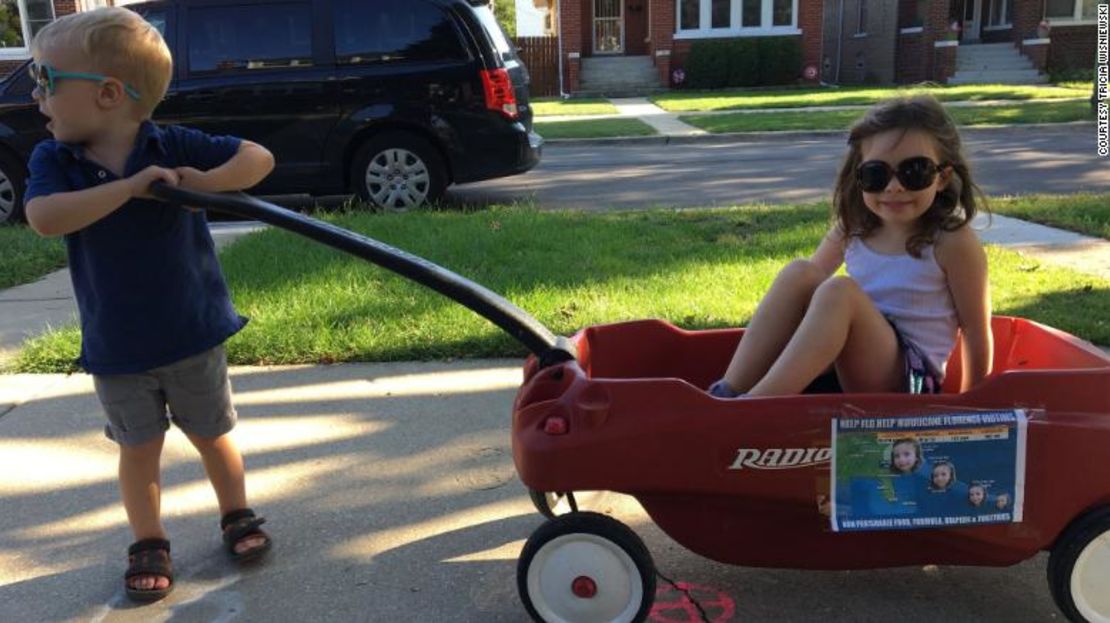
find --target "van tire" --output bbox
[350,132,447,211]
[0,149,26,225]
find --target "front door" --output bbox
[593,0,623,54]
[624,0,648,55]
[963,0,982,42]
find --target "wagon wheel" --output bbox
[517,512,655,623]
[529,488,576,519]
[1048,506,1110,622]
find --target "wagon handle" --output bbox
[149,183,577,366]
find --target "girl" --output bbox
[709,95,993,397]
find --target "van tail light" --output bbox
[480,68,519,120]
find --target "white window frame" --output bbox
[674,0,801,39]
[856,0,868,35]
[983,0,1013,29]
[1044,0,1101,25]
[0,0,58,60]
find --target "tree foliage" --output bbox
[493,0,517,38]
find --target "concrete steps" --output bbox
[949,42,1047,85]
[579,55,663,97]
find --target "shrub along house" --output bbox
[822,0,1103,86]
[554,0,825,95]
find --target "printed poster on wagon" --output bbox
[830,410,1027,532]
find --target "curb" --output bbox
[542,120,1095,147]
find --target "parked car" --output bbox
[0,0,542,224]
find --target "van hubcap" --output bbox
[0,168,15,222]
[366,148,430,210]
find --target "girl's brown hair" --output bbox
[833,95,988,257]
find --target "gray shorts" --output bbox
[92,344,237,446]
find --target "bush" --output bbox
[685,40,732,89]
[758,37,802,85]
[1048,67,1094,83]
[683,36,802,89]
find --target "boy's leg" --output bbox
[94,372,173,593]
[158,345,266,556]
[118,434,171,592]
[749,276,903,396]
[720,259,828,393]
[183,432,265,555]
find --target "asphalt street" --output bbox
[447,125,1108,210]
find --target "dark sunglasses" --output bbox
[857,156,948,193]
[29,62,141,100]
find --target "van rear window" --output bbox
[471,5,516,63]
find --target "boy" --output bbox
[24,7,275,602]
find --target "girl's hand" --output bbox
[128,165,180,199]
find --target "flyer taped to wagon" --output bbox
[830,410,1028,532]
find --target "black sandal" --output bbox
[221,508,272,563]
[125,538,174,602]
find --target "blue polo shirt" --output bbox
[24,121,248,375]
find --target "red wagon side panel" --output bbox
[512,316,1110,570]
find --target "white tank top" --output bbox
[843,237,959,379]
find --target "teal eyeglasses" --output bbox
[29,62,141,101]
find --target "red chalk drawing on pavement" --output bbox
[650,582,736,623]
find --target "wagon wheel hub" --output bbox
[571,576,597,599]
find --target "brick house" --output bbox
[824,0,1103,86]
[0,0,114,78]
[556,0,825,94]
[550,0,1099,93]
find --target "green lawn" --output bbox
[12,200,1110,372]
[652,83,1092,113]
[535,118,657,139]
[0,225,66,290]
[531,98,619,117]
[991,193,1110,240]
[680,100,1092,133]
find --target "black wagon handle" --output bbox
[149,183,576,367]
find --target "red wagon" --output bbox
[513,316,1110,623]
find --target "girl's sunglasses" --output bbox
[29,62,141,101]
[857,156,948,193]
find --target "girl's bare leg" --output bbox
[720,259,828,393]
[748,276,903,396]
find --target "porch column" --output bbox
[1013,0,1048,70]
[925,0,954,82]
[648,0,675,87]
[799,0,824,83]
[560,0,585,93]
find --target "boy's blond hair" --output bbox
[31,7,172,119]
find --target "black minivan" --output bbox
[0,0,542,223]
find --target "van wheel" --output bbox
[0,150,26,225]
[351,132,447,211]
[1048,506,1110,622]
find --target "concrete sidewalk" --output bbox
[0,362,1073,623]
[537,96,1093,138]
